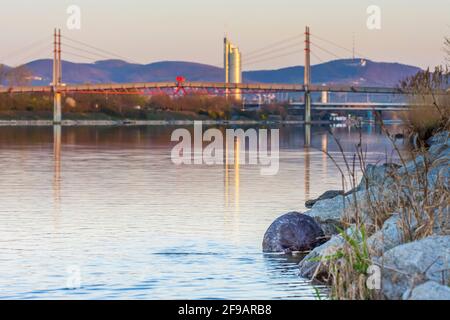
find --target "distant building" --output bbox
[224,37,242,100]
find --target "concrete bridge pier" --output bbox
[304,90,311,123]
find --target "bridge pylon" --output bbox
[53,28,62,124]
[304,26,311,123]
[304,26,311,147]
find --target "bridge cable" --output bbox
[244,33,304,59]
[0,36,52,66]
[310,50,325,64]
[310,42,345,60]
[310,33,369,60]
[244,49,303,67]
[245,42,304,63]
[13,42,54,68]
[63,50,104,62]
[62,35,140,64]
[63,43,117,61]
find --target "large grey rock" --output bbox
[262,212,326,253]
[298,226,361,280]
[427,161,450,189]
[298,234,344,280]
[305,188,378,236]
[406,281,450,300]
[368,214,404,256]
[358,163,400,190]
[429,141,450,162]
[306,196,346,236]
[426,131,449,147]
[397,155,426,176]
[368,213,419,256]
[305,190,344,209]
[378,235,450,300]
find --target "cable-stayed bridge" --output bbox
[0,26,431,125]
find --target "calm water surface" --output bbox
[0,124,401,299]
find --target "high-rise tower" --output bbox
[224,37,242,100]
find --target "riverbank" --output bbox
[264,130,449,300]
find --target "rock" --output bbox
[426,131,449,147]
[397,155,426,176]
[305,188,376,237]
[305,190,344,208]
[377,235,450,300]
[262,212,326,253]
[367,213,419,256]
[299,226,361,280]
[406,281,450,300]
[427,160,450,189]
[306,196,347,236]
[368,214,404,256]
[298,233,344,280]
[429,141,450,162]
[358,163,400,190]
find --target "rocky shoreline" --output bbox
[263,131,449,300]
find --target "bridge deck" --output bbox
[0,82,410,94]
[288,102,412,111]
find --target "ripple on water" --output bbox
[0,125,401,299]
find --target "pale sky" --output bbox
[0,0,449,69]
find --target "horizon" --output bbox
[0,0,449,70]
[1,57,424,72]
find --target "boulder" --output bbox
[426,131,449,147]
[262,212,326,253]
[367,213,417,256]
[377,235,450,300]
[358,163,400,190]
[298,226,361,280]
[305,188,378,237]
[397,155,426,176]
[305,190,344,208]
[306,196,346,236]
[406,281,450,300]
[298,233,344,280]
[429,141,450,162]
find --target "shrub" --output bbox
[400,66,449,144]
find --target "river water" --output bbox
[0,124,402,299]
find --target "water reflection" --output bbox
[304,124,311,147]
[262,254,328,299]
[53,125,61,229]
[304,146,311,200]
[321,133,328,180]
[224,137,241,211]
[0,124,404,299]
[234,138,240,213]
[224,137,241,244]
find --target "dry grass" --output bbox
[400,66,450,144]
[323,112,449,299]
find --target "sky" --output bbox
[0,0,449,70]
